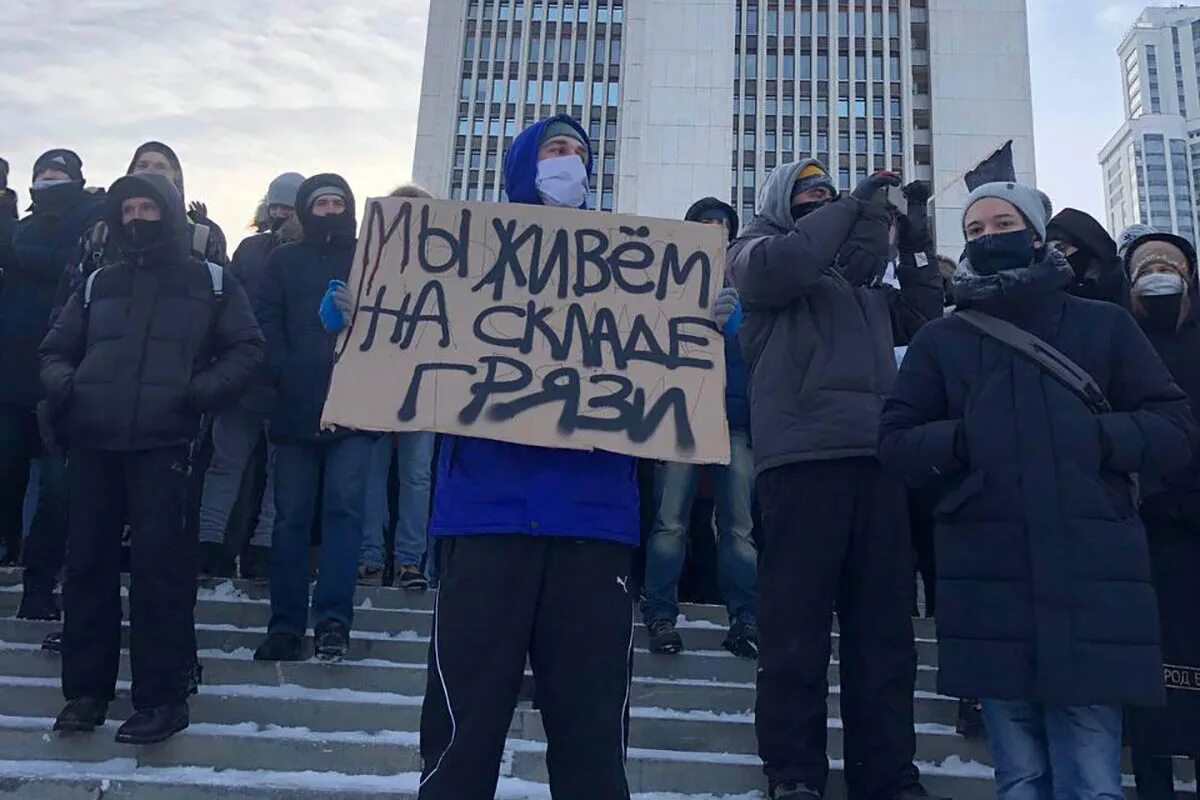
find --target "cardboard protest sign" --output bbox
[320,196,730,464]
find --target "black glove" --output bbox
[902,180,931,206]
[851,171,902,202]
[188,201,209,224]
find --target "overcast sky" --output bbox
[0,1,1186,247]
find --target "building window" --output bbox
[457,116,469,135]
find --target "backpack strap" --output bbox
[192,224,211,259]
[206,261,224,299]
[83,267,108,310]
[955,309,1112,414]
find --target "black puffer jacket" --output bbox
[879,253,1194,706]
[256,174,358,443]
[39,173,264,451]
[728,159,942,474]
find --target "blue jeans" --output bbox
[268,435,374,636]
[981,701,1123,800]
[642,429,757,626]
[198,405,274,546]
[360,432,435,570]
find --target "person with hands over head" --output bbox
[878,184,1195,800]
[728,163,942,800]
[642,197,759,660]
[40,171,264,745]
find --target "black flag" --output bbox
[964,141,1015,191]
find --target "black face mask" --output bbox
[1138,294,1184,333]
[305,211,355,241]
[791,200,829,221]
[1066,249,1092,280]
[31,181,83,215]
[123,219,167,254]
[965,229,1037,276]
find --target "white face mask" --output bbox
[535,155,589,208]
[1133,271,1186,297]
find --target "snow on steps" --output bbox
[0,568,1187,799]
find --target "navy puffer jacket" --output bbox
[879,253,1194,706]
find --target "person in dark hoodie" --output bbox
[1046,207,1129,308]
[127,141,228,265]
[1116,224,1200,800]
[251,174,377,664]
[642,197,759,659]
[728,160,942,800]
[416,114,723,800]
[39,171,264,744]
[878,184,1194,800]
[0,150,104,618]
[197,171,305,579]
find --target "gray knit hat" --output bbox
[961,181,1048,241]
[308,185,346,209]
[267,172,305,208]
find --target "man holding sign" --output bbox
[319,113,731,799]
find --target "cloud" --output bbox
[0,0,430,246]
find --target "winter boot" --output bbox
[395,564,428,591]
[314,619,350,662]
[199,542,235,578]
[253,632,303,662]
[648,619,684,654]
[239,545,270,582]
[356,563,383,585]
[956,697,986,740]
[53,697,109,733]
[723,618,759,659]
[41,630,62,653]
[17,592,61,621]
[115,702,189,745]
[770,782,822,800]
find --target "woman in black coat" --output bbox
[1119,224,1200,800]
[878,182,1194,800]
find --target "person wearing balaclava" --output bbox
[39,170,263,745]
[0,149,104,621]
[1046,207,1129,308]
[1116,224,1200,800]
[880,183,1195,800]
[727,159,942,800]
[127,141,228,265]
[195,171,306,580]
[251,174,377,665]
[416,114,705,800]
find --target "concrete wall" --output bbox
[927,0,1036,256]
[411,1,465,198]
[615,0,736,221]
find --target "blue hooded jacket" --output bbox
[429,114,640,546]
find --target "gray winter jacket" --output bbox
[728,159,942,474]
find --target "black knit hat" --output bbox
[32,149,84,184]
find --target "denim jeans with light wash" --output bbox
[268,434,374,636]
[642,429,757,626]
[981,701,1123,800]
[198,405,275,547]
[360,432,435,571]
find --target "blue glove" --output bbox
[319,279,347,333]
[714,286,742,336]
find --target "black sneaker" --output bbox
[53,697,109,733]
[770,783,822,800]
[17,592,61,621]
[253,632,303,662]
[42,630,62,653]
[956,697,986,740]
[648,619,683,654]
[356,563,383,585]
[239,545,270,582]
[395,564,428,591]
[314,620,350,662]
[723,618,759,659]
[114,702,189,745]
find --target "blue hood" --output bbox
[503,114,593,207]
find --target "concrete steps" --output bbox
[0,568,1191,799]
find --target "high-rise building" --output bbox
[413,0,1035,254]
[1100,5,1200,243]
